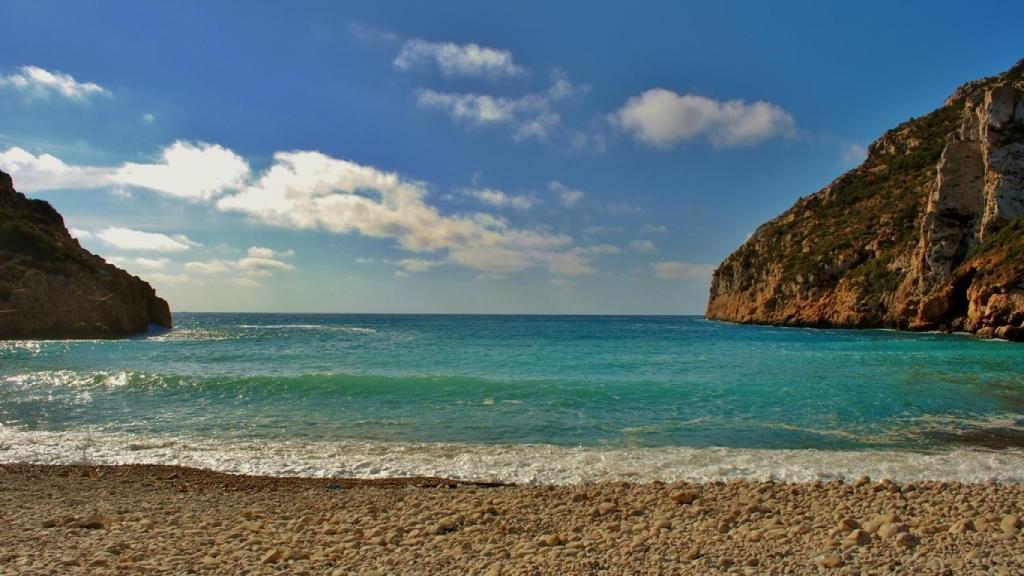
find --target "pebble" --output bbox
[670,490,699,504]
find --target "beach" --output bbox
[3,464,1022,575]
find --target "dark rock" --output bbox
[0,170,172,339]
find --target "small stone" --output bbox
[878,522,908,539]
[434,517,459,535]
[597,502,616,515]
[40,519,58,528]
[541,534,562,547]
[837,518,860,532]
[283,549,308,561]
[73,515,106,530]
[261,550,281,564]
[949,519,975,534]
[844,529,871,546]
[1000,515,1020,532]
[853,475,871,487]
[670,490,699,504]
[894,532,918,548]
[683,546,701,560]
[817,554,844,568]
[652,519,672,530]
[862,519,883,534]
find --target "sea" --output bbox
[2,313,1024,484]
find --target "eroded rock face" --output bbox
[707,59,1024,339]
[0,170,172,339]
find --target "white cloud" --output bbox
[112,141,249,201]
[613,89,795,148]
[1,140,248,200]
[630,239,656,253]
[653,261,715,281]
[185,247,295,280]
[129,257,171,270]
[397,258,442,273]
[0,147,112,191]
[141,113,156,124]
[246,246,295,259]
[0,66,109,101]
[464,187,538,210]
[548,181,584,207]
[415,72,578,141]
[395,39,524,79]
[147,272,189,285]
[184,260,231,274]
[839,142,867,166]
[215,150,615,278]
[68,228,93,239]
[96,227,198,252]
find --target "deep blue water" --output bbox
[2,313,1023,482]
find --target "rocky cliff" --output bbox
[0,170,172,339]
[707,59,1024,340]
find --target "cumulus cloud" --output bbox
[415,73,578,140]
[641,224,668,234]
[96,227,199,252]
[112,141,249,201]
[0,147,112,191]
[653,261,715,281]
[215,150,616,278]
[0,66,109,101]
[395,39,524,79]
[68,228,93,239]
[463,187,538,210]
[0,141,248,200]
[613,89,795,148]
[548,181,585,207]
[630,239,656,253]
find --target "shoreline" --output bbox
[3,463,1022,574]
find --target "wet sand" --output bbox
[2,463,1022,575]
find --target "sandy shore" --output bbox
[1,464,1022,575]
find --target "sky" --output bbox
[0,1,1021,314]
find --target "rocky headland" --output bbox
[707,59,1024,340]
[0,170,172,339]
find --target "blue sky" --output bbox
[1,1,1021,313]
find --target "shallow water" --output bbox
[2,313,1023,483]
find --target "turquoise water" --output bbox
[2,314,1024,483]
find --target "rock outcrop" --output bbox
[707,59,1024,340]
[0,170,172,339]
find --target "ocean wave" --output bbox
[2,427,1023,484]
[237,324,377,334]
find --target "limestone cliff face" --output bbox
[707,59,1024,340]
[0,170,172,339]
